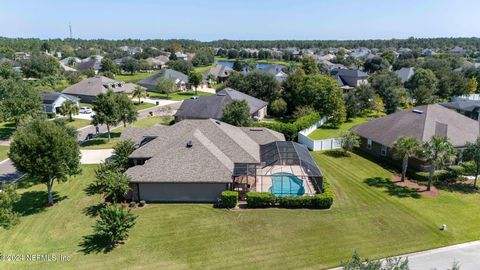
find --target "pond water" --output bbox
[215,60,284,72]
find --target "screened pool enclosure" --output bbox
[233,141,323,199]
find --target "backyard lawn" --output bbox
[0,145,9,161]
[147,90,212,101]
[1,151,480,269]
[115,72,153,83]
[308,117,371,140]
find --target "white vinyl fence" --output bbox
[297,116,342,151]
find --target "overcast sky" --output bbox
[1,0,479,40]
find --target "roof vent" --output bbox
[412,109,424,114]
[186,140,193,148]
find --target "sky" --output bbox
[0,0,479,41]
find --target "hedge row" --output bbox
[247,182,333,209]
[221,191,238,208]
[414,165,465,184]
[254,113,321,141]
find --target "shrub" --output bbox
[139,200,146,207]
[129,201,136,208]
[46,112,56,119]
[311,182,334,209]
[246,192,276,208]
[414,170,449,183]
[269,98,288,116]
[93,205,137,246]
[254,122,298,141]
[293,112,321,131]
[221,191,238,208]
[278,196,311,208]
[277,182,333,209]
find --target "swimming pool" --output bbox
[270,172,305,197]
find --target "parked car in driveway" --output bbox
[80,107,92,114]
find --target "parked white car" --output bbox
[80,107,92,114]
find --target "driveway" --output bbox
[80,149,114,164]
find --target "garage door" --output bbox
[138,183,228,202]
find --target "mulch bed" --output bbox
[392,176,439,197]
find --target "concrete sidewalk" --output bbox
[80,149,114,164]
[330,241,480,270]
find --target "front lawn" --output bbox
[80,131,122,150]
[66,118,91,129]
[0,145,9,161]
[115,72,153,83]
[147,90,213,101]
[2,151,480,269]
[128,116,173,128]
[133,102,156,111]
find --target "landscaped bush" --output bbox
[139,200,146,207]
[254,122,298,141]
[129,201,136,208]
[221,191,238,208]
[311,182,334,209]
[246,192,276,208]
[446,165,465,182]
[414,170,449,183]
[278,182,334,209]
[293,112,321,131]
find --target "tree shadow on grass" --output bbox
[79,233,115,254]
[13,191,67,216]
[82,203,106,218]
[364,177,421,199]
[439,182,478,194]
[323,150,349,158]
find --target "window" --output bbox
[381,145,387,156]
[367,139,372,150]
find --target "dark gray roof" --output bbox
[394,67,414,83]
[138,69,188,90]
[353,104,480,148]
[203,65,232,78]
[62,76,135,97]
[123,119,284,183]
[332,69,368,87]
[75,59,101,72]
[40,92,79,105]
[174,88,267,120]
[441,100,480,113]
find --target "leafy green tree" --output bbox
[59,100,79,121]
[292,105,316,119]
[191,48,215,67]
[269,98,287,117]
[370,72,405,114]
[156,77,178,98]
[113,139,136,171]
[93,205,137,247]
[9,120,81,205]
[188,72,203,95]
[462,138,480,188]
[412,85,434,105]
[92,90,120,141]
[0,183,20,229]
[65,71,83,84]
[467,76,478,94]
[0,61,20,79]
[408,68,438,98]
[226,70,280,103]
[355,84,375,112]
[344,91,360,120]
[301,56,319,75]
[168,59,193,75]
[419,136,456,191]
[115,94,138,127]
[436,70,468,98]
[132,86,147,104]
[338,131,360,155]
[121,58,139,74]
[21,54,60,78]
[232,59,243,72]
[363,56,390,73]
[91,167,131,203]
[222,100,252,127]
[381,50,397,65]
[100,58,120,75]
[0,79,42,125]
[382,86,406,114]
[393,136,421,182]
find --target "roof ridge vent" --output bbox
[186,140,193,148]
[412,109,424,114]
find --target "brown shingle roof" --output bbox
[62,76,137,97]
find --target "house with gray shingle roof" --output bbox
[394,67,414,84]
[40,92,79,114]
[138,69,189,91]
[353,104,480,170]
[61,76,137,103]
[174,88,267,122]
[203,65,232,84]
[121,119,323,202]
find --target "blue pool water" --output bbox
[270,172,305,197]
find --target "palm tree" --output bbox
[420,136,456,191]
[131,86,147,105]
[59,100,79,121]
[461,138,480,188]
[392,136,420,182]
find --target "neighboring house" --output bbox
[60,63,77,72]
[60,57,81,66]
[353,104,480,170]
[174,52,188,61]
[332,68,368,91]
[121,119,323,202]
[441,100,480,120]
[0,58,21,71]
[119,46,143,55]
[15,52,30,60]
[174,87,268,122]
[449,46,467,56]
[145,55,169,69]
[422,49,435,57]
[350,47,371,59]
[394,67,415,84]
[75,57,102,74]
[320,59,346,72]
[203,65,233,84]
[62,76,137,103]
[40,92,80,114]
[260,64,287,82]
[138,69,189,91]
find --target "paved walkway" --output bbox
[0,159,23,183]
[329,241,480,270]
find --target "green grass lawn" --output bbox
[0,122,16,140]
[132,102,156,111]
[0,145,9,161]
[194,63,217,73]
[2,152,480,269]
[147,90,213,101]
[65,118,91,129]
[308,117,372,140]
[116,72,153,83]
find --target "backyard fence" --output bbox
[297,116,342,151]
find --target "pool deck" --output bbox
[255,165,316,195]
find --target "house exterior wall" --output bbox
[130,182,228,202]
[253,106,267,120]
